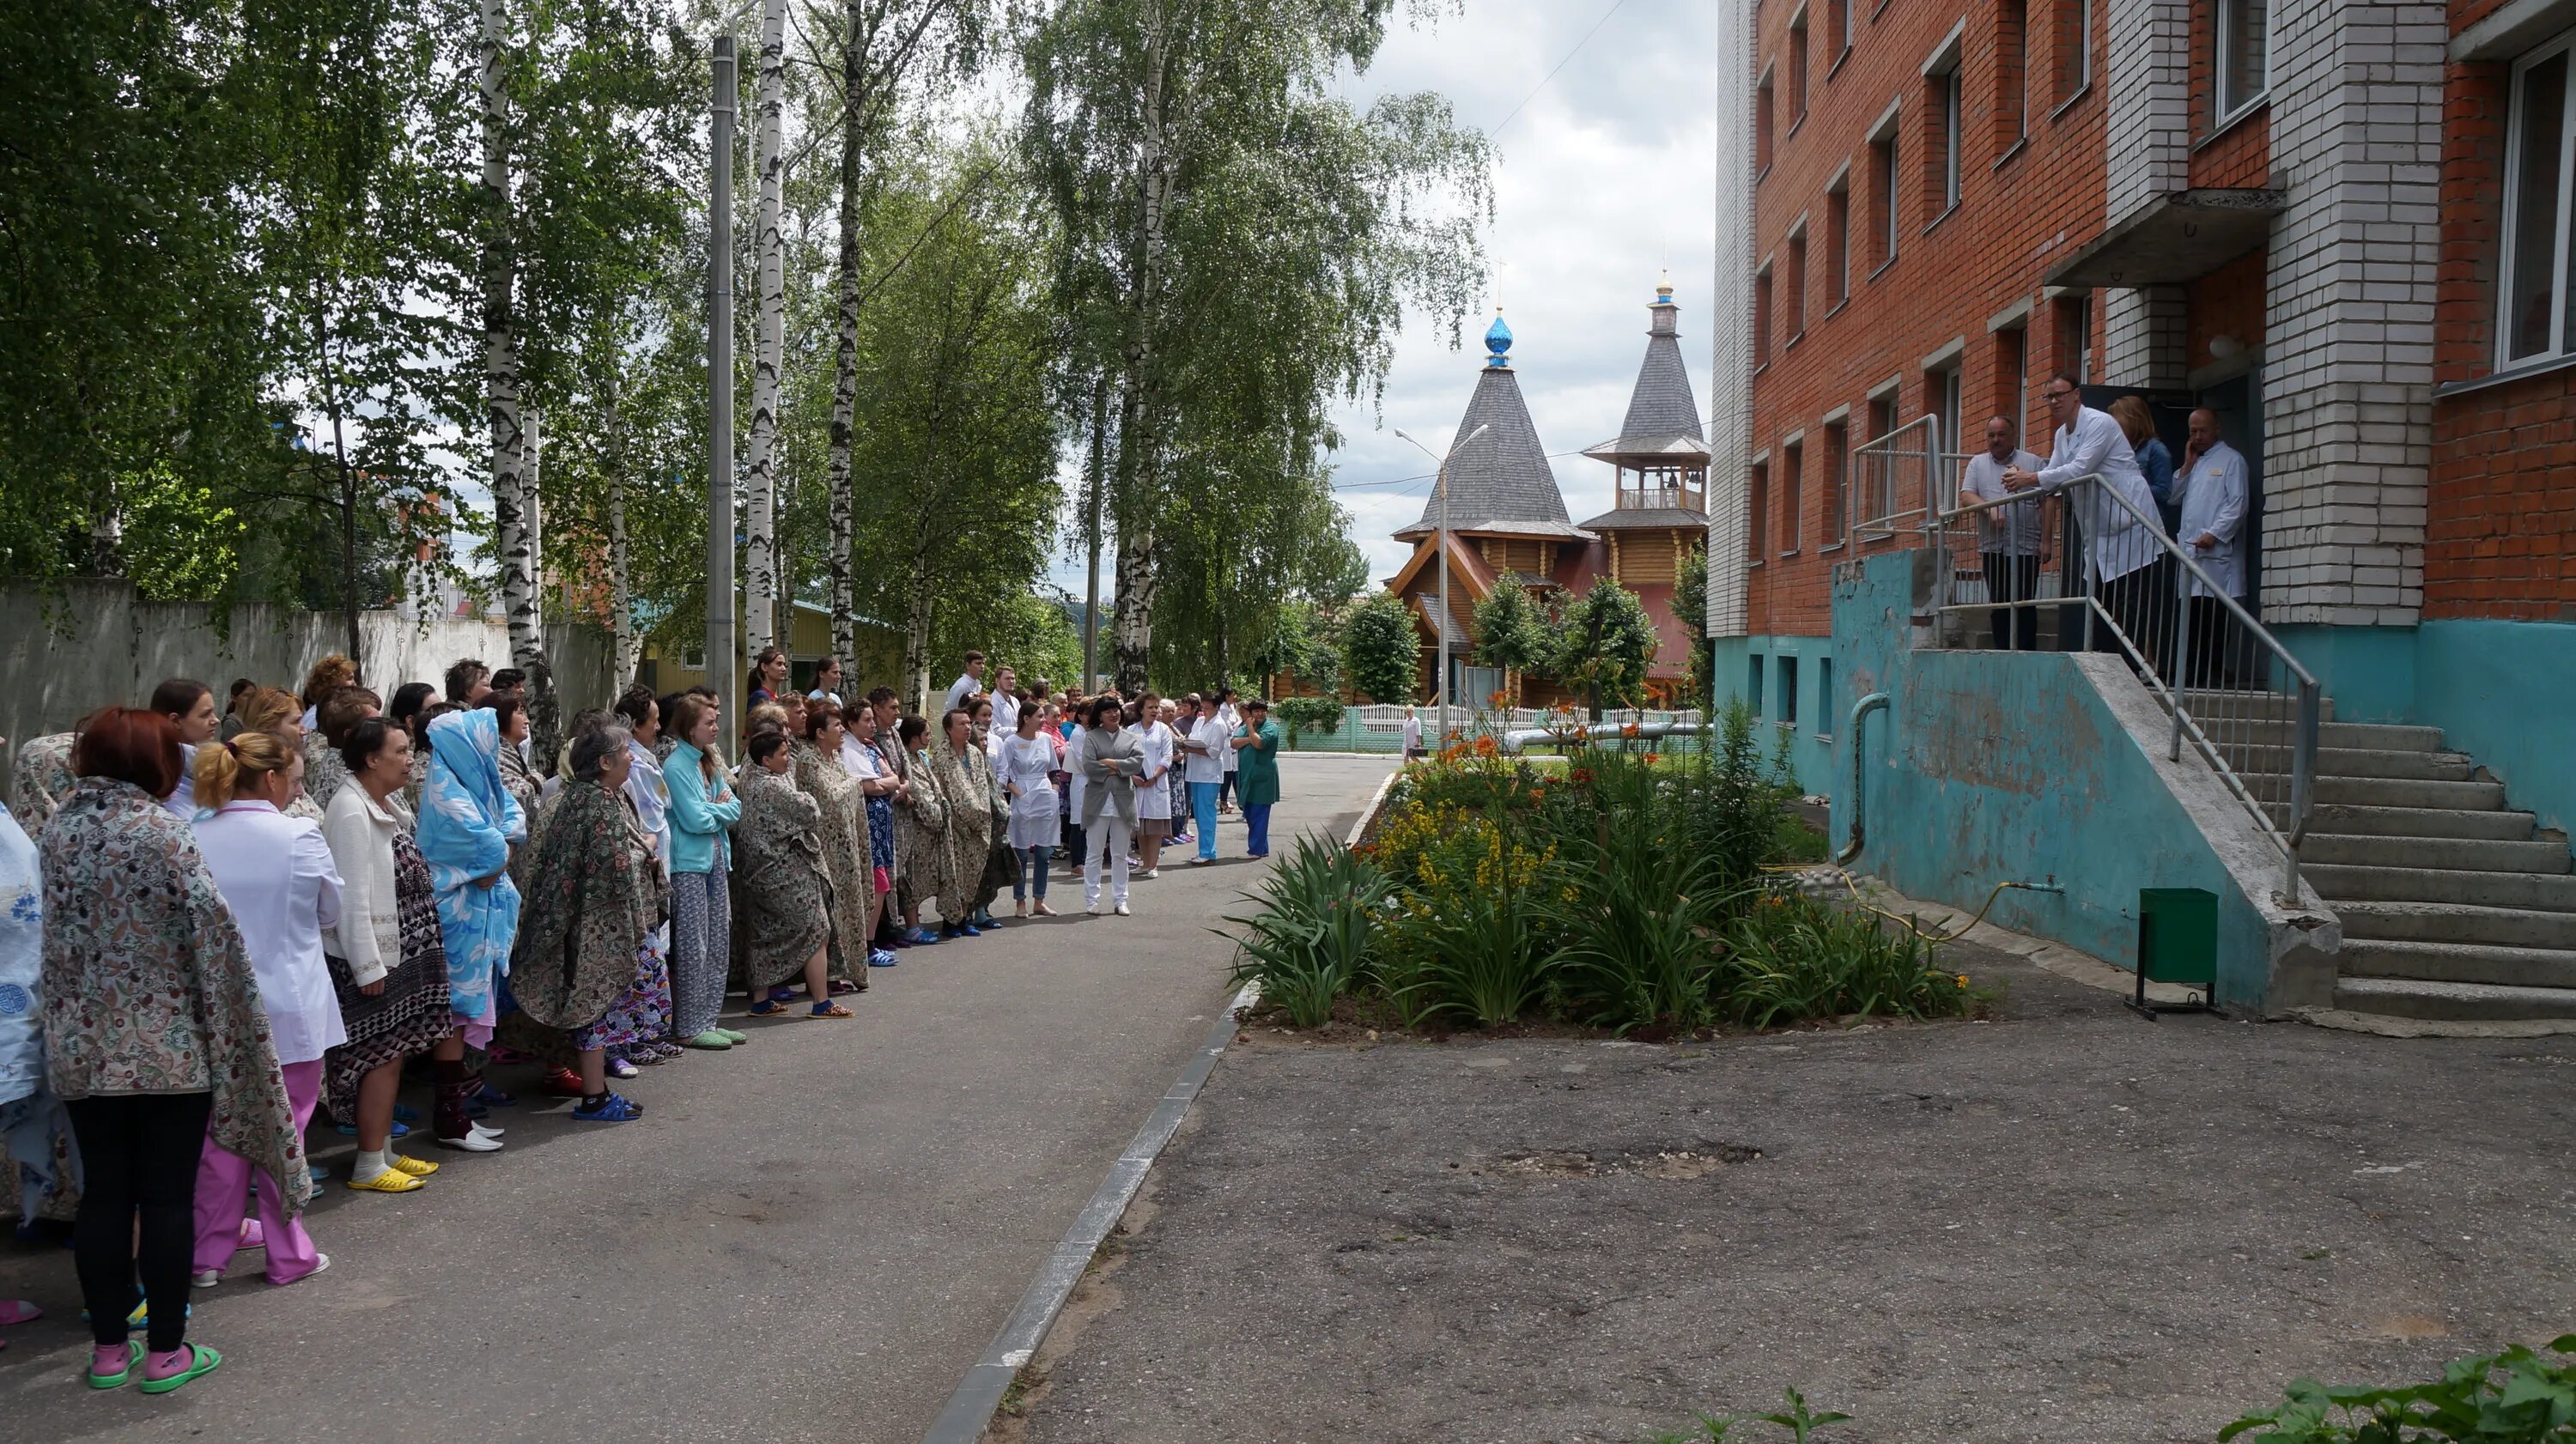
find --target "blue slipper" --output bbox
[570,1093,643,1123]
[335,1120,409,1138]
[867,950,898,968]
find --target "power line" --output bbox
[1332,447,1592,492]
[1488,0,1631,139]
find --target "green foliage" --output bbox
[1720,891,1968,1028]
[1250,599,1343,698]
[1538,759,1735,1034]
[1472,578,1547,695]
[2219,1338,2576,1443]
[1548,578,1660,713]
[1273,695,1346,741]
[1340,589,1422,703]
[1224,838,1393,1028]
[1672,544,1711,708]
[1643,1389,1851,1442]
[1759,1388,1855,1443]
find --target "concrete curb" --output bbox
[919,980,1261,1444]
[1344,762,1405,849]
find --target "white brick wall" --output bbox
[1709,0,1758,639]
[2261,0,2443,625]
[2105,0,2192,222]
[2104,285,2189,387]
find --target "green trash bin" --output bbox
[2131,887,2218,1018]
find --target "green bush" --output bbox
[2220,1337,2576,1442]
[1272,695,1344,743]
[1719,891,1970,1028]
[1224,837,1392,1028]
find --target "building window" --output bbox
[1825,179,1850,306]
[2056,0,2091,103]
[1864,389,1901,523]
[1747,460,1771,560]
[1817,658,1836,735]
[1997,0,2028,145]
[1926,62,1962,216]
[2215,0,2269,122]
[1781,438,1805,553]
[1828,0,1851,64]
[1747,654,1766,717]
[1926,362,1963,463]
[2055,293,2091,383]
[1778,655,1801,729]
[1789,8,1811,122]
[1868,112,1901,269]
[1755,264,1775,365]
[2503,39,2576,367]
[1758,70,1777,173]
[1995,325,2029,446]
[1787,225,1809,339]
[1823,418,1849,541]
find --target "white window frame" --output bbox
[2213,0,2272,127]
[1868,99,1903,270]
[1923,23,1966,220]
[2500,29,2576,370]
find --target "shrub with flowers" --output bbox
[1235,701,1970,1035]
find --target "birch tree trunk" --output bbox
[478,0,556,760]
[824,0,866,671]
[602,353,639,688]
[744,0,787,658]
[1109,1,1171,694]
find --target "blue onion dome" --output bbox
[1484,309,1513,367]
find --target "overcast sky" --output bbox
[1326,0,1718,585]
[1042,0,1718,598]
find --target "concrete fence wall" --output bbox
[0,581,617,767]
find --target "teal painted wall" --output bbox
[1832,553,2284,1008]
[2274,618,2576,839]
[1709,635,1838,797]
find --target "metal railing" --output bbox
[1926,470,2321,904]
[1848,413,1942,537]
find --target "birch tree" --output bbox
[744,0,788,657]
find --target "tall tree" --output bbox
[476,0,553,754]
[1473,578,1546,707]
[744,0,788,657]
[1340,588,1420,705]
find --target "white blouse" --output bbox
[320,784,405,986]
[1132,723,1175,820]
[195,800,347,1065]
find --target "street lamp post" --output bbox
[1394,422,1489,748]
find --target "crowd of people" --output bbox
[0,647,1285,1395]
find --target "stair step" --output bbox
[2342,939,2576,990]
[2306,864,2576,913]
[2267,804,2537,840]
[2336,901,2576,950]
[2289,748,2476,781]
[2303,833,2571,874]
[2330,976,2576,1022]
[2196,720,2445,751]
[2180,689,2337,723]
[2267,775,2509,810]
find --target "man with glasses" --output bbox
[2002,373,2170,674]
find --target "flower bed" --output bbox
[1230,705,1974,1035]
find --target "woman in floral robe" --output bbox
[790,709,873,988]
[926,711,997,937]
[508,724,660,1120]
[731,732,849,1018]
[9,732,75,835]
[891,715,949,943]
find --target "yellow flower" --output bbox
[1955,974,1969,987]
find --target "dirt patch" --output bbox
[1472,1145,1763,1180]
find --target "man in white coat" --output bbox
[2174,407,2251,686]
[2002,372,2172,675]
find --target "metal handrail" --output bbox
[1926,470,2321,904]
[1848,414,1941,537]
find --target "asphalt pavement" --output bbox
[0,754,1394,1444]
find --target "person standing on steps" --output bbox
[1959,416,2047,652]
[188,731,343,1290]
[1077,697,1144,915]
[2174,406,2252,688]
[1229,699,1283,858]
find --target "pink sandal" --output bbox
[0,1299,39,1326]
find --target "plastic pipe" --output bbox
[1834,692,1891,865]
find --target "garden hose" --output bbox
[1765,866,2056,945]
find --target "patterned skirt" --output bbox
[574,927,673,1053]
[323,831,455,1124]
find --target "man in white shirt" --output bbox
[990,665,1020,737]
[2002,373,2172,672]
[1180,696,1227,863]
[944,650,987,714]
[1959,416,2047,651]
[1213,689,1241,812]
[2174,407,2252,685]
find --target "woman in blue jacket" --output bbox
[662,695,744,1051]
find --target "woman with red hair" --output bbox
[41,708,305,1394]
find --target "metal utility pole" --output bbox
[707,37,738,733]
[1396,422,1488,748]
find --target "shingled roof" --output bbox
[1396,313,1589,543]
[1584,283,1712,461]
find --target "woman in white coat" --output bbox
[189,732,343,1286]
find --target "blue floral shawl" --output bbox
[417,709,526,1018]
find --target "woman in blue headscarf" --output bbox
[416,708,524,1152]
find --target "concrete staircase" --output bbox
[2206,694,2576,1022]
